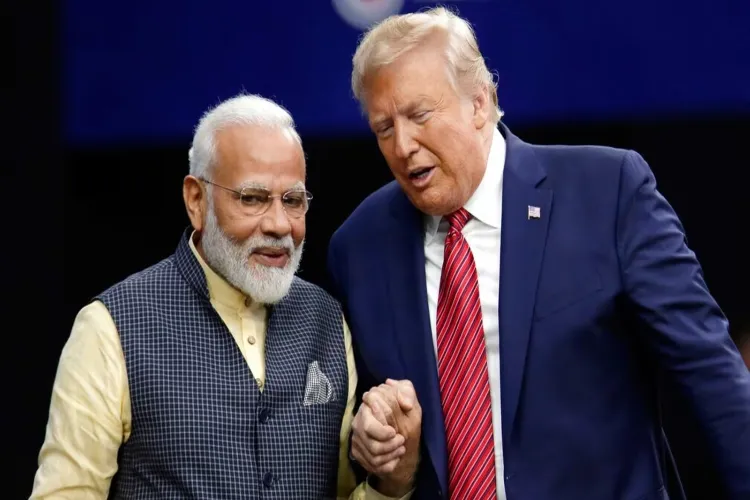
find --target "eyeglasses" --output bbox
[199,178,312,218]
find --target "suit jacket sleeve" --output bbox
[329,236,415,500]
[616,150,750,497]
[328,236,370,484]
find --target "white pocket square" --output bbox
[303,361,335,406]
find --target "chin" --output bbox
[409,192,459,216]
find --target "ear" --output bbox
[183,175,207,232]
[471,83,491,129]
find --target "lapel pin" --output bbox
[527,205,541,220]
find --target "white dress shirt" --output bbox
[424,127,506,500]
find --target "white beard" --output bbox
[200,207,303,304]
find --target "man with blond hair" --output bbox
[31,94,411,500]
[328,7,750,500]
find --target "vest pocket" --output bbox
[298,399,344,423]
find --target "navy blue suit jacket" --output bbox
[327,125,750,499]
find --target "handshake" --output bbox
[351,379,423,497]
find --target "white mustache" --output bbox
[243,236,295,257]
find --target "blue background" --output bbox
[65,0,750,144]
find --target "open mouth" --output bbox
[408,166,435,180]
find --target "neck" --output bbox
[479,123,495,164]
[466,124,496,197]
[192,231,210,267]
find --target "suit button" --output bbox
[259,408,271,423]
[263,471,276,487]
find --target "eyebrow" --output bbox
[370,116,392,131]
[235,180,306,192]
[235,180,267,191]
[370,100,429,129]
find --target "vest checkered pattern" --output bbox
[97,231,348,499]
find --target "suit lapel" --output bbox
[498,125,552,444]
[385,189,448,494]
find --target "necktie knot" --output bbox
[446,208,471,233]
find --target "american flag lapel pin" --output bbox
[527,205,541,220]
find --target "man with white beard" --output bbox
[31,94,406,500]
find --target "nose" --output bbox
[259,198,292,238]
[393,121,418,160]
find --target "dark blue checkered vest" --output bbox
[97,231,348,499]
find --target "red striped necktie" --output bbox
[436,208,497,499]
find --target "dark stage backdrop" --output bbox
[65,0,750,143]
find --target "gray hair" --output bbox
[188,94,301,179]
[351,6,502,123]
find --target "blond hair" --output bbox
[351,7,502,123]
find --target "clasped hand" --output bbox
[351,379,422,495]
